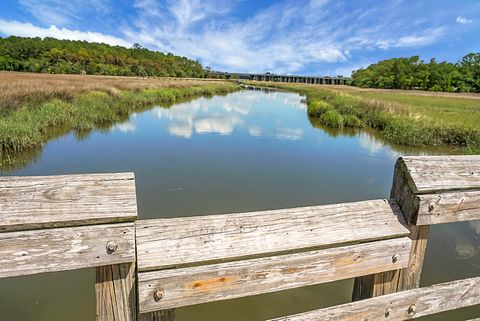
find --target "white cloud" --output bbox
[249,126,263,137]
[275,128,303,141]
[169,123,193,138]
[392,28,445,47]
[0,20,131,47]
[167,0,231,30]
[194,116,243,135]
[456,16,474,24]
[113,121,136,133]
[371,28,445,50]
[124,0,346,74]
[120,0,450,74]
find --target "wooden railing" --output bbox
[0,156,479,321]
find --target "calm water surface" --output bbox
[1,90,479,321]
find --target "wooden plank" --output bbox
[138,237,411,312]
[402,156,480,193]
[96,262,137,321]
[0,223,135,278]
[0,172,137,232]
[136,199,409,271]
[416,190,480,225]
[268,276,480,321]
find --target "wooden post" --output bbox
[352,158,430,299]
[138,310,176,321]
[96,263,137,321]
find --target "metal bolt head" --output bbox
[106,241,118,254]
[392,253,400,263]
[408,304,416,315]
[153,290,164,302]
[385,307,392,317]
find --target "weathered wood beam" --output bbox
[0,223,135,278]
[136,199,408,271]
[268,276,480,321]
[138,237,411,312]
[0,172,137,232]
[352,157,429,299]
[96,262,137,321]
[416,190,480,225]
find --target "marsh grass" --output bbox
[0,72,239,154]
[248,82,480,152]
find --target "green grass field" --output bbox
[343,90,480,129]
[248,82,480,153]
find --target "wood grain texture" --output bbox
[269,276,480,321]
[138,237,411,312]
[0,172,137,232]
[96,263,137,321]
[0,223,135,278]
[136,199,409,271]
[402,156,480,193]
[416,190,480,225]
[138,310,176,321]
[356,226,430,299]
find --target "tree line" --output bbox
[0,36,210,78]
[351,54,480,92]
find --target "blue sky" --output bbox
[0,0,479,76]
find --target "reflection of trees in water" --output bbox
[0,146,42,172]
[0,115,133,172]
[74,119,124,141]
[0,124,72,172]
[307,115,463,156]
[308,116,357,138]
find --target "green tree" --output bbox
[0,36,207,78]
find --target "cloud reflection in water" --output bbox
[150,91,306,140]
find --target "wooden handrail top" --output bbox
[394,156,480,225]
[401,156,480,193]
[0,172,137,232]
[136,199,408,271]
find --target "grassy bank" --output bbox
[0,72,239,153]
[247,82,480,153]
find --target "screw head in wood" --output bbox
[392,253,400,263]
[408,304,416,315]
[106,241,118,254]
[153,290,164,301]
[385,307,392,317]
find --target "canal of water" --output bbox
[0,90,479,320]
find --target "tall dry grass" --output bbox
[0,72,228,113]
